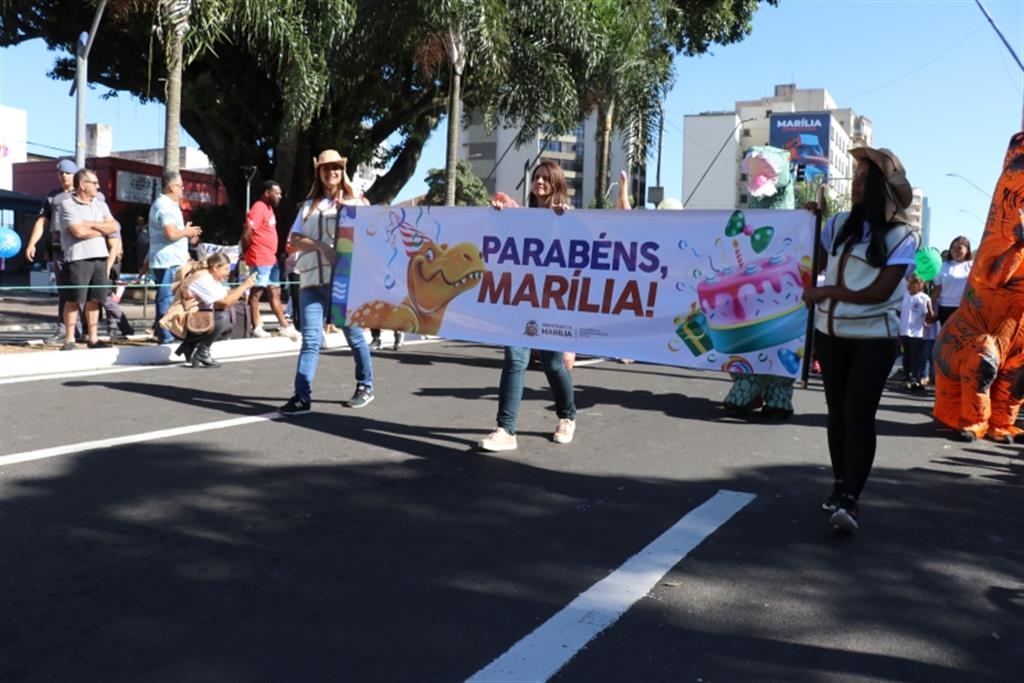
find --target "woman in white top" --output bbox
[277,149,374,415]
[802,146,918,534]
[176,252,257,367]
[931,235,973,325]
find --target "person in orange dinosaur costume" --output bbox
[932,131,1024,443]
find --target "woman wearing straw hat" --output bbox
[278,150,374,415]
[802,146,919,534]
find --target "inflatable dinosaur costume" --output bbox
[932,131,1024,443]
[723,146,798,419]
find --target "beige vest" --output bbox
[293,199,339,289]
[814,213,918,338]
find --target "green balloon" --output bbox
[914,247,942,281]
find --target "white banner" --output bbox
[332,206,816,378]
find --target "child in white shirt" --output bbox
[899,275,934,391]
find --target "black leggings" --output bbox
[814,331,899,499]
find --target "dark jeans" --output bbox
[496,346,576,434]
[937,305,958,325]
[900,336,926,382]
[814,331,899,499]
[181,310,233,354]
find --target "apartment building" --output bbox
[459,111,643,208]
[680,83,926,235]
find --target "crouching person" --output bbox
[174,253,257,368]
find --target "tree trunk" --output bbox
[594,99,615,209]
[444,29,465,207]
[163,25,183,175]
[445,68,462,207]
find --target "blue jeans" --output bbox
[496,346,576,434]
[152,266,181,344]
[293,285,372,402]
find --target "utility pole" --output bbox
[70,0,107,169]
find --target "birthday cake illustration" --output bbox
[674,210,808,356]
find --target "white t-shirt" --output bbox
[188,271,228,310]
[933,260,972,307]
[900,291,931,338]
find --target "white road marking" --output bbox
[0,413,283,467]
[466,489,755,683]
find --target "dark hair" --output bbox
[528,160,570,208]
[73,168,96,191]
[263,180,281,193]
[946,235,972,261]
[832,161,893,267]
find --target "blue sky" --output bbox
[2,0,1022,252]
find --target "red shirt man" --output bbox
[240,180,298,340]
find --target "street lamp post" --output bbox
[945,172,990,198]
[957,208,984,225]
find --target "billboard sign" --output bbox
[769,112,831,185]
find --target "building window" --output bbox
[739,193,748,204]
[740,173,748,181]
[742,128,751,137]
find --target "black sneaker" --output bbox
[821,480,845,513]
[830,495,860,533]
[344,384,374,409]
[278,396,311,416]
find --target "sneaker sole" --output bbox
[552,435,574,444]
[344,396,375,409]
[830,509,859,533]
[479,442,517,452]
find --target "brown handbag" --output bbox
[186,309,215,334]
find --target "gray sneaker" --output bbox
[345,384,375,409]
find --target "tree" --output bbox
[421,159,490,207]
[418,0,508,206]
[0,0,774,218]
[584,0,779,207]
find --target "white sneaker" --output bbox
[251,326,271,338]
[479,427,517,452]
[279,324,301,341]
[552,418,576,444]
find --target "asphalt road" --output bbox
[1,340,1021,682]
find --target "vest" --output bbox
[814,213,918,339]
[293,199,339,289]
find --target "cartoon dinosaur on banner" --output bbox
[932,131,1024,443]
[348,210,486,335]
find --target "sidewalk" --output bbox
[0,274,409,380]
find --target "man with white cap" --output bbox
[24,158,81,344]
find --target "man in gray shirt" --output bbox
[59,168,120,350]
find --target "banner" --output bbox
[331,206,815,378]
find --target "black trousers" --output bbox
[182,310,233,352]
[814,331,899,499]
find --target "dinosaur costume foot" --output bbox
[761,406,793,420]
[986,425,1024,444]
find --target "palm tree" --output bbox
[585,0,673,207]
[419,0,509,206]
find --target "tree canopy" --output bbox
[1,0,777,219]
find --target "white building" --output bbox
[459,111,640,208]
[683,84,876,211]
[0,105,29,191]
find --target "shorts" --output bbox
[67,258,110,304]
[252,264,281,288]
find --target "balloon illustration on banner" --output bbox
[914,246,942,282]
[0,227,22,259]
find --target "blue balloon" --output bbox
[0,227,22,259]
